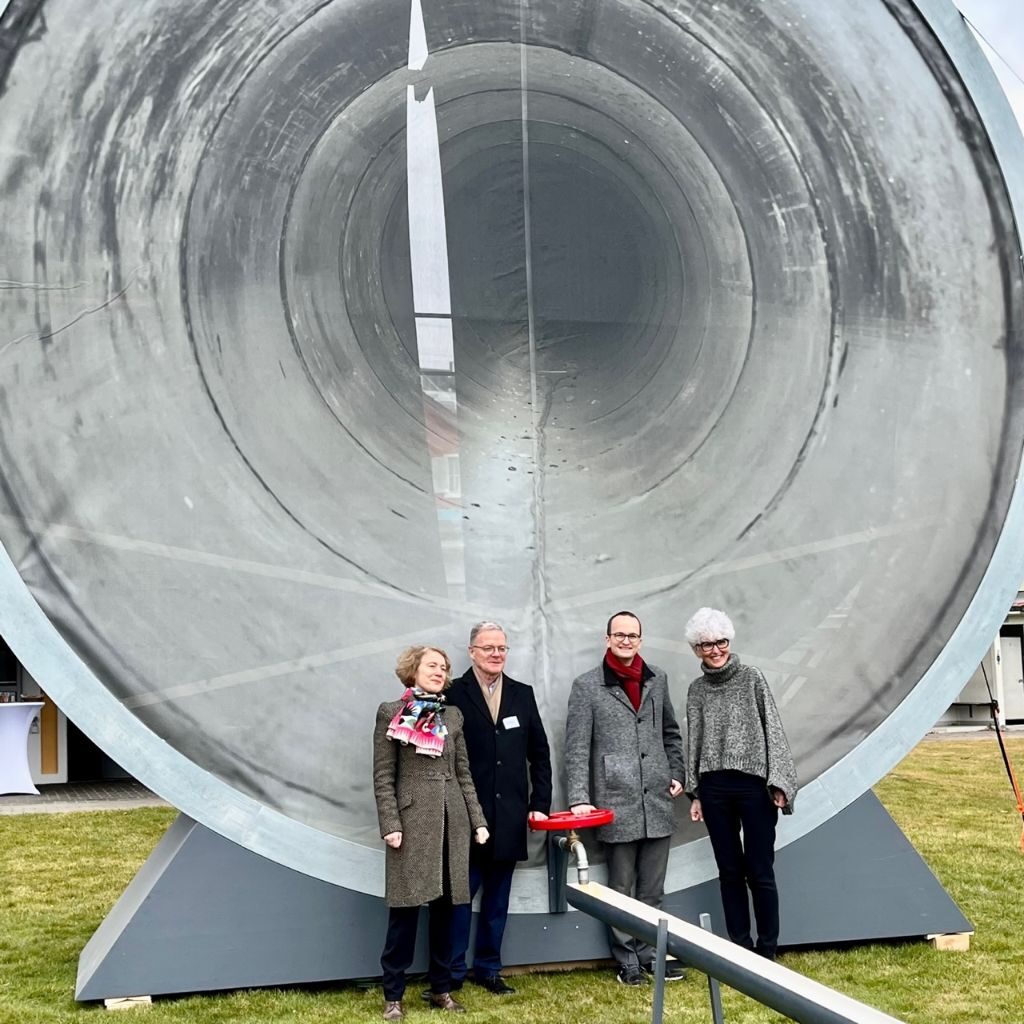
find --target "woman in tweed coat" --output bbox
[373,645,489,1020]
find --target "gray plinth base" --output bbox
[659,789,972,948]
[76,791,971,1001]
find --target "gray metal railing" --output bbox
[567,881,904,1024]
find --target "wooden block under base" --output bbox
[103,996,152,1010]
[927,932,972,951]
[504,958,611,976]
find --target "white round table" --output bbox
[0,702,44,795]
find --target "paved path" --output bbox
[925,723,1024,741]
[0,780,169,815]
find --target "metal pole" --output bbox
[567,882,904,1024]
[651,917,668,1024]
[700,913,726,1024]
[993,635,1007,730]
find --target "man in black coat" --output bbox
[445,620,552,995]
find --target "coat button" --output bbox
[496,793,502,799]
[496,760,502,766]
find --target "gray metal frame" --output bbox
[74,791,971,1001]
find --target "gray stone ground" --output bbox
[926,723,1024,741]
[0,780,168,815]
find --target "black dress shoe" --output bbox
[475,975,516,995]
[616,965,646,986]
[640,960,686,981]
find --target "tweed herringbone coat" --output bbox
[373,699,487,908]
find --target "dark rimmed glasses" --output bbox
[609,632,641,644]
[695,638,730,654]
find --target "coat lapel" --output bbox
[459,669,495,726]
[605,681,635,712]
[638,673,655,711]
[495,677,517,726]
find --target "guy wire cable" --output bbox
[980,660,1024,852]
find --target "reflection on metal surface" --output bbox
[0,0,1022,907]
[408,26,465,599]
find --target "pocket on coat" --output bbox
[602,754,634,795]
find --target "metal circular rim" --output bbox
[0,0,1021,910]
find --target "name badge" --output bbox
[502,716,520,730]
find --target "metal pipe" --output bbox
[700,913,726,1024]
[567,882,903,1024]
[557,832,590,884]
[651,917,668,1024]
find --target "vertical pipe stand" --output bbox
[651,917,669,1024]
[700,912,726,1024]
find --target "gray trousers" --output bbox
[604,836,671,967]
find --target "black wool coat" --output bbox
[446,668,552,862]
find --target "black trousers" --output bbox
[699,770,780,957]
[380,818,455,1000]
[380,895,455,1000]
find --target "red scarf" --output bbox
[605,650,644,711]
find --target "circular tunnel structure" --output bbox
[0,0,1022,909]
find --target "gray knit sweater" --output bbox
[685,655,797,813]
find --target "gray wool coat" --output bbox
[564,661,686,844]
[373,700,488,908]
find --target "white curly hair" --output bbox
[684,607,736,646]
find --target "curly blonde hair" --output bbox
[395,645,452,687]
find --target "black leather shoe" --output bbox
[616,965,646,986]
[475,974,515,995]
[640,961,686,981]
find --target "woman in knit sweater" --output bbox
[684,608,797,961]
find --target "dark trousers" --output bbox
[604,836,671,968]
[380,896,455,1000]
[450,852,515,981]
[699,770,780,957]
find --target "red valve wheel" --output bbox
[528,808,615,831]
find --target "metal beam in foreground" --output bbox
[567,882,904,1024]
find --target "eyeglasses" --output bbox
[471,645,509,655]
[609,632,641,643]
[695,639,730,654]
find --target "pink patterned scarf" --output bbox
[386,687,449,757]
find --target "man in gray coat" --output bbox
[565,611,686,985]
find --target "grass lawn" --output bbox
[2,738,1023,1023]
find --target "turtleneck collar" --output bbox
[701,652,742,684]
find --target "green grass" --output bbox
[2,739,1023,1023]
